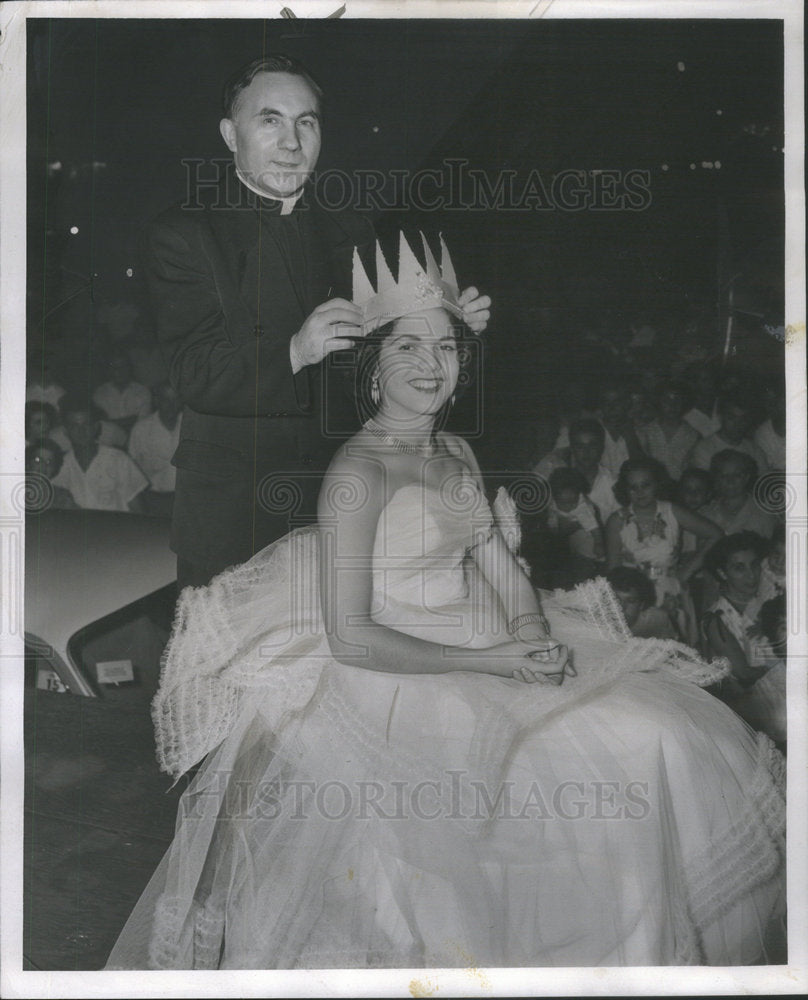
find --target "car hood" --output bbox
[25,509,176,664]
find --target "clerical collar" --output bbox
[236,168,302,215]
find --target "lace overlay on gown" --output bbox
[108,481,785,970]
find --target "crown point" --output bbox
[439,233,459,293]
[375,240,396,294]
[398,231,423,282]
[421,233,442,285]
[352,246,376,304]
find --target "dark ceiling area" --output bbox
[27,16,785,417]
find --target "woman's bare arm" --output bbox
[317,451,544,677]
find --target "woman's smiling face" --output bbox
[375,308,460,421]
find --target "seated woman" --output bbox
[108,235,785,970]
[605,458,722,646]
[702,532,786,744]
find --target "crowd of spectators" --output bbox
[518,343,787,745]
[25,322,179,518]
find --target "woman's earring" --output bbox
[371,373,380,406]
[450,393,456,407]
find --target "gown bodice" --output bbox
[370,480,506,646]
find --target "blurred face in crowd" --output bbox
[713,455,752,500]
[720,548,761,600]
[64,410,100,451]
[614,587,643,629]
[570,432,603,471]
[27,409,53,441]
[626,469,657,509]
[26,445,61,480]
[599,388,627,428]
[553,487,581,514]
[719,403,750,443]
[679,474,710,511]
[220,72,322,200]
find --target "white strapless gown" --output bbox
[107,483,785,969]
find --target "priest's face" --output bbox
[220,71,321,200]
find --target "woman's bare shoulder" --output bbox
[436,430,479,469]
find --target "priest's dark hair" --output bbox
[222,54,324,120]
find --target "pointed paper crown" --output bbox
[352,231,463,332]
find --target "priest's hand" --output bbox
[458,287,492,334]
[290,299,364,372]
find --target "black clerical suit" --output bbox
[144,171,374,585]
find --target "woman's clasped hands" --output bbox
[467,636,574,685]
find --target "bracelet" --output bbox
[507,612,550,636]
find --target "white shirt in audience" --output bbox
[93,381,152,421]
[128,412,182,493]
[26,382,66,409]
[53,445,148,511]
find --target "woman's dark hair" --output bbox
[613,456,673,507]
[25,438,64,475]
[759,593,786,647]
[709,448,759,483]
[352,310,474,427]
[605,566,656,611]
[703,530,769,580]
[677,467,713,504]
[548,466,589,498]
[222,54,324,119]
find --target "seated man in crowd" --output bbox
[534,417,620,524]
[52,394,148,512]
[637,379,701,481]
[686,388,770,474]
[700,449,778,538]
[594,381,645,476]
[92,350,152,441]
[128,382,182,517]
[552,381,644,478]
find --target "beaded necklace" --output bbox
[364,418,437,457]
